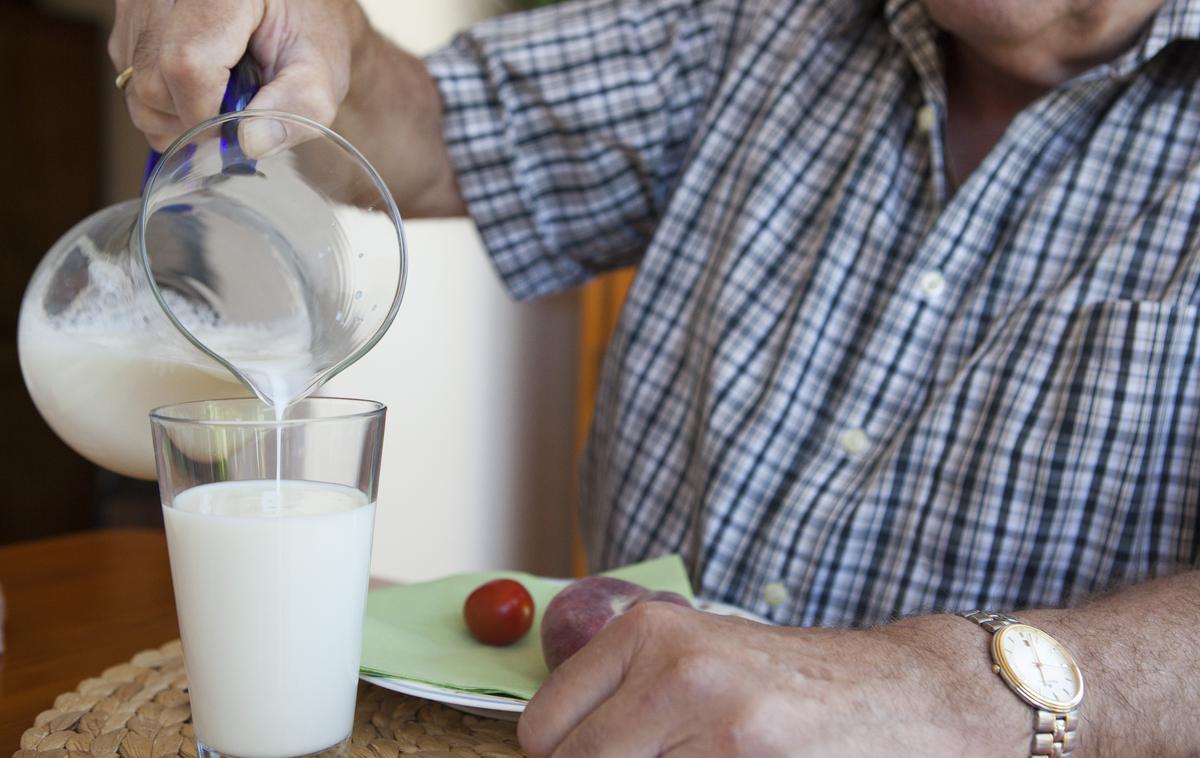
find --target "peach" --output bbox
[540,576,690,671]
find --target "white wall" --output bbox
[359,0,515,53]
[324,1,580,581]
[322,220,579,581]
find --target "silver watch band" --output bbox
[957,610,1080,758]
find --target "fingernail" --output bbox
[241,120,287,159]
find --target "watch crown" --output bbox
[992,664,1001,674]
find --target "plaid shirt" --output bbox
[426,0,1200,626]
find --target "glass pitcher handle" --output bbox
[140,54,262,192]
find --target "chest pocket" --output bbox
[954,297,1200,606]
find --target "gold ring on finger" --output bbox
[115,66,134,91]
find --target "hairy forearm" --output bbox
[886,571,1198,756]
[334,22,467,218]
[1020,570,1200,756]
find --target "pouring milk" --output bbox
[18,196,403,480]
[18,76,404,757]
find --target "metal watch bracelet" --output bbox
[958,610,1080,758]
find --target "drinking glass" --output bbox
[151,397,386,758]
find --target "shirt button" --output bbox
[763,582,789,607]
[916,103,937,134]
[839,428,869,455]
[918,270,946,298]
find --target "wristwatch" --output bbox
[957,610,1085,757]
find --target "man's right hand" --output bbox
[109,0,466,217]
[109,0,365,153]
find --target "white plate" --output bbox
[361,598,770,721]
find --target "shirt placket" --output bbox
[742,4,950,623]
[793,77,1133,626]
[884,0,951,207]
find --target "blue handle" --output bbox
[141,55,262,192]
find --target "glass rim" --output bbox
[149,396,385,427]
[135,109,408,400]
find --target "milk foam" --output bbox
[20,241,320,478]
[43,236,221,340]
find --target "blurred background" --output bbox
[2,0,632,580]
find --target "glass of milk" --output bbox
[151,397,385,758]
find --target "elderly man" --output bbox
[112,0,1198,754]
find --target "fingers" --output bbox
[519,603,685,757]
[109,0,360,157]
[545,686,670,758]
[158,0,264,127]
[112,0,265,149]
[108,0,170,72]
[125,25,185,151]
[124,97,186,152]
[110,0,174,148]
[239,57,344,157]
[518,614,638,757]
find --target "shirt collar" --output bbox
[1106,0,1200,78]
[882,0,945,105]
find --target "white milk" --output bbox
[163,480,376,757]
[18,231,324,479]
[18,318,246,480]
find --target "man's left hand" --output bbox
[517,602,1028,757]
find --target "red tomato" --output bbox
[463,579,535,646]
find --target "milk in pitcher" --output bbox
[18,310,244,480]
[17,239,321,479]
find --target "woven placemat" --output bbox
[13,640,523,757]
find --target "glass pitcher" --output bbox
[17,59,407,480]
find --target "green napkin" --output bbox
[360,555,693,700]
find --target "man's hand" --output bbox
[108,0,466,216]
[109,0,365,153]
[517,602,1028,757]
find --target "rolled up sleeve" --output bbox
[425,0,742,299]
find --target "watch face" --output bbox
[993,624,1084,711]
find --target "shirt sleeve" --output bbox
[424,0,765,300]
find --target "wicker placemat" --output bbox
[13,640,523,757]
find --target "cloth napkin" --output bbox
[359,555,694,700]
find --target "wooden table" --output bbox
[0,529,178,750]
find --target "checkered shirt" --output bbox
[425,0,1200,626]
